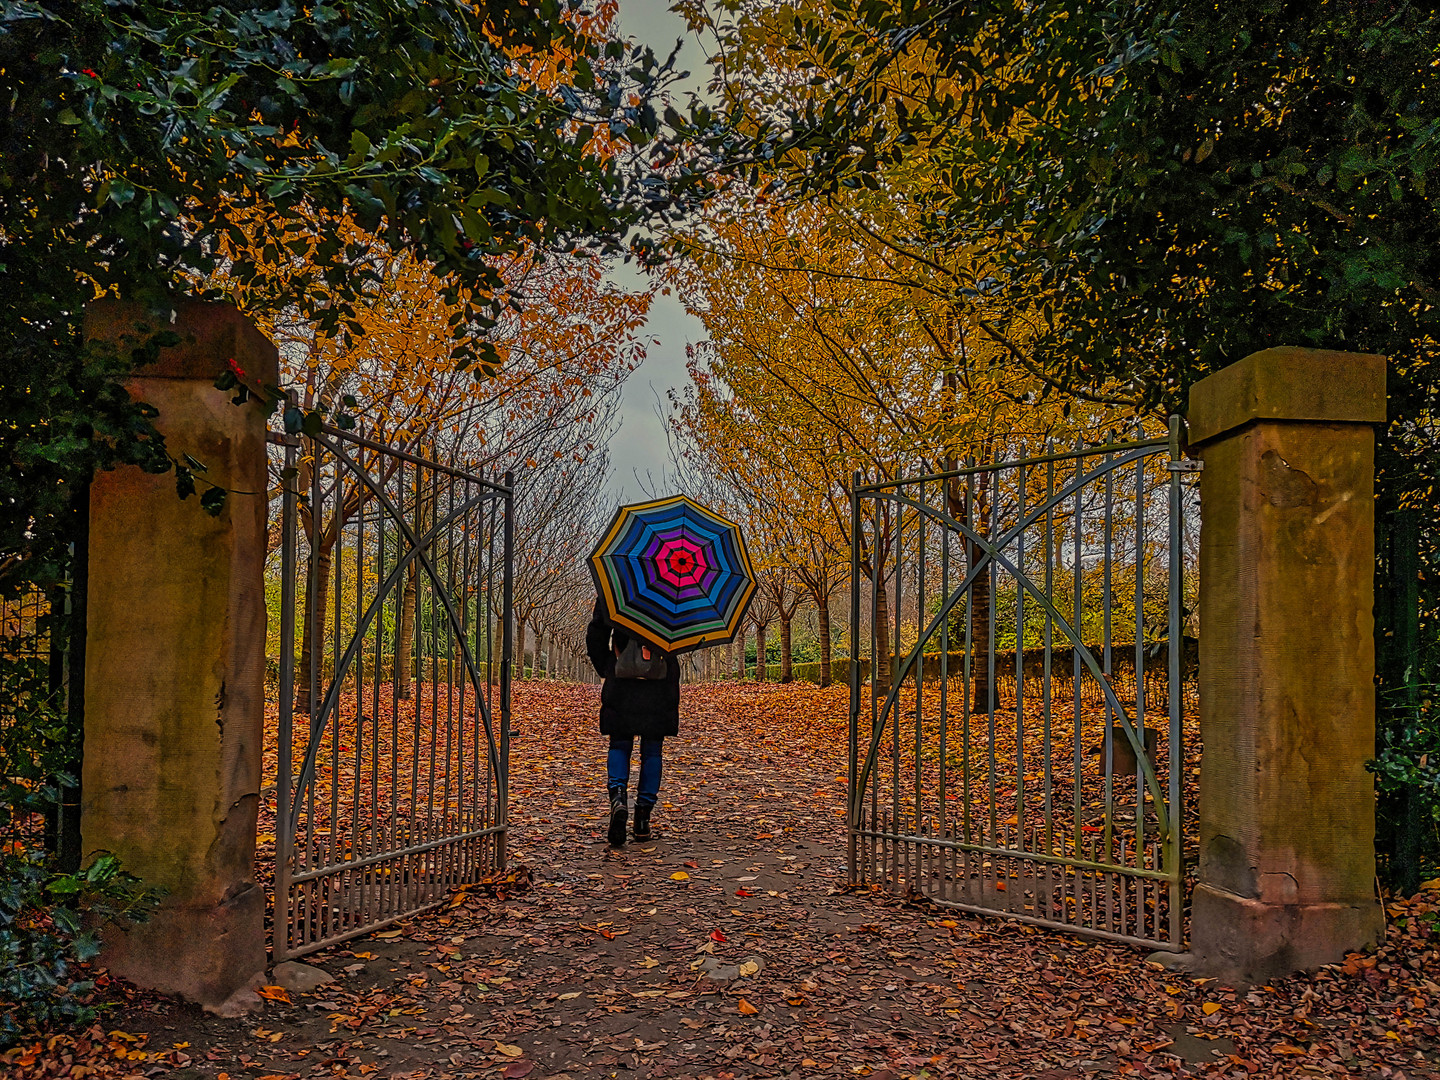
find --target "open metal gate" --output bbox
[848,419,1199,950]
[273,425,512,959]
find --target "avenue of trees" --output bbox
[1,0,706,1038]
[5,0,1440,1041]
[671,0,1440,889]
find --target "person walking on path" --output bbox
[585,595,680,847]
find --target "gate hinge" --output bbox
[1167,459,1203,473]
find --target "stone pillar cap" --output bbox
[1187,346,1386,447]
[85,298,280,386]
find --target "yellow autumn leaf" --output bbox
[1202,1002,1222,1015]
[737,998,760,1015]
[670,871,690,881]
[495,1042,524,1058]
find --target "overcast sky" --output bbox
[603,0,713,501]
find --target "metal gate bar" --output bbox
[273,425,512,960]
[848,419,1198,950]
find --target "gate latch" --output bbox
[1167,459,1203,473]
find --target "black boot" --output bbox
[607,788,628,847]
[632,803,653,841]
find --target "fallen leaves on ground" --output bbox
[4,680,1438,1080]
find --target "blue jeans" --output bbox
[607,735,663,808]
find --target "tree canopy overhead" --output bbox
[4,0,700,352]
[727,0,1440,447]
[1,0,712,593]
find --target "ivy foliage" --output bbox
[0,848,157,1047]
[0,609,158,1047]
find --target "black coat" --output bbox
[585,596,681,738]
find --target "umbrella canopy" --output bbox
[589,495,757,655]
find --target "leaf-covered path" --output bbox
[8,682,1440,1079]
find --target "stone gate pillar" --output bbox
[82,300,276,1010]
[1187,346,1387,983]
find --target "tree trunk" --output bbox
[395,562,418,700]
[779,615,793,683]
[816,592,833,688]
[756,624,768,682]
[948,454,993,714]
[295,533,336,714]
[516,619,528,679]
[873,572,891,691]
[736,628,746,679]
[968,538,993,714]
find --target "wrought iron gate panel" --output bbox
[273,426,512,960]
[848,419,1199,950]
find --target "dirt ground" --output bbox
[6,681,1440,1080]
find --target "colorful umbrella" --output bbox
[589,495,757,654]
